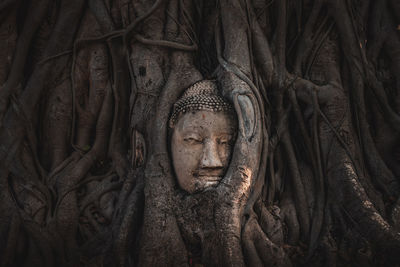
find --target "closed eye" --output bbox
[217,135,233,145]
[184,137,203,144]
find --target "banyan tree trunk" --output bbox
[0,0,400,266]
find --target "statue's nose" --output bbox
[200,140,223,169]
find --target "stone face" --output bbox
[171,110,236,193]
[169,80,237,194]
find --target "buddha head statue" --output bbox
[169,80,237,194]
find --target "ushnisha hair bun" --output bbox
[169,80,233,127]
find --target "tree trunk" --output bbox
[1,0,400,266]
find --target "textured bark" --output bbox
[0,0,400,266]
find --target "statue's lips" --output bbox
[196,175,222,182]
[194,169,224,177]
[193,169,224,184]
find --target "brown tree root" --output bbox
[242,216,292,267]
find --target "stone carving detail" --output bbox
[170,80,237,193]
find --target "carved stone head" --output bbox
[169,80,237,193]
